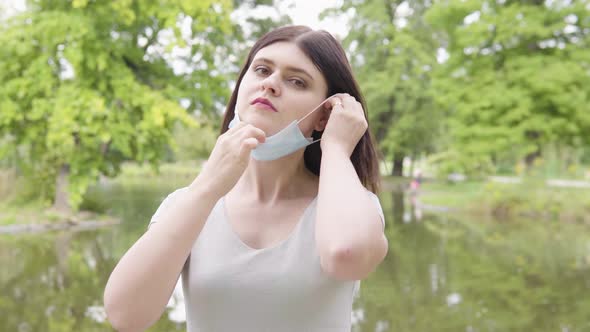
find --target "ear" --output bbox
[313,105,331,131]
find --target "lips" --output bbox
[251,97,277,112]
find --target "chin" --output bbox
[259,124,281,136]
[242,114,279,135]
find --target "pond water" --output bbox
[1,182,589,331]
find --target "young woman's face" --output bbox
[235,42,329,136]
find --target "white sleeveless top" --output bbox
[150,188,384,332]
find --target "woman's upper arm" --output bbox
[148,187,188,228]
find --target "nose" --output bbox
[260,73,281,96]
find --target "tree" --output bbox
[164,0,293,164]
[0,0,234,211]
[325,0,442,177]
[426,0,590,176]
[233,0,293,41]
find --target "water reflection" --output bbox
[1,183,589,331]
[393,189,424,224]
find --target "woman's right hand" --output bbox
[191,122,266,198]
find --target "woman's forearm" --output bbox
[104,177,220,332]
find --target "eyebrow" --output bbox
[253,57,315,81]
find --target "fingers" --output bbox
[326,96,343,110]
[325,93,367,131]
[226,121,266,142]
[226,120,248,134]
[326,93,358,110]
[239,137,260,159]
[218,119,266,161]
[228,124,265,160]
[238,124,266,144]
[341,95,355,107]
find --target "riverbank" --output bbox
[0,169,115,234]
[0,162,198,232]
[411,178,590,223]
[0,198,119,234]
[3,165,590,231]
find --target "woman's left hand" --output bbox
[320,93,368,157]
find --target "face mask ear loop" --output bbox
[297,96,332,144]
[296,97,332,125]
[296,97,332,145]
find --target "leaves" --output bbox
[328,0,442,173]
[426,0,590,175]
[0,0,234,209]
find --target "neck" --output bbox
[233,151,317,203]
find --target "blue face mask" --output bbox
[228,99,327,161]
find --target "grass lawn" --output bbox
[109,161,201,187]
[415,178,590,222]
[418,180,484,209]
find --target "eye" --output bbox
[254,66,270,76]
[290,78,306,88]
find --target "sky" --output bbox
[0,0,25,20]
[270,0,350,38]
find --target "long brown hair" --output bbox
[220,26,381,193]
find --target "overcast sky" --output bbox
[274,0,349,37]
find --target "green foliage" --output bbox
[0,0,234,209]
[234,0,293,41]
[171,122,218,161]
[481,180,590,222]
[327,0,590,178]
[324,1,443,175]
[419,179,590,222]
[110,161,201,187]
[426,0,590,174]
[228,0,293,74]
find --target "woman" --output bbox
[104,25,388,332]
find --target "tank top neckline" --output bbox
[220,196,318,253]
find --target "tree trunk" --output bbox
[524,131,541,170]
[53,164,71,214]
[524,149,541,170]
[391,156,404,177]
